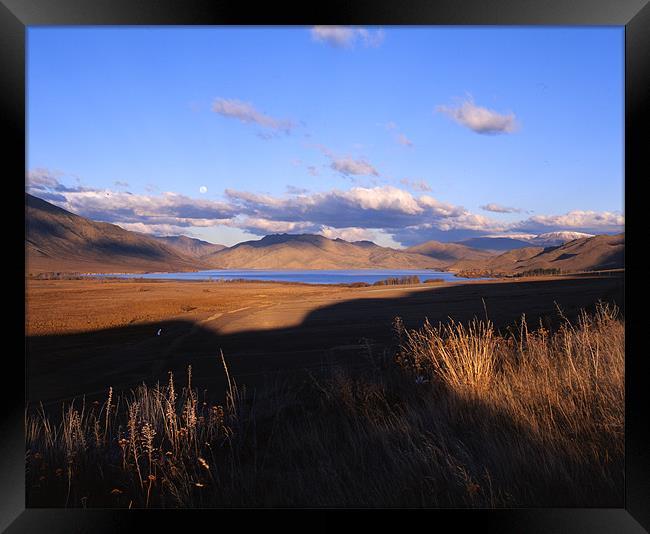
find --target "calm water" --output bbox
[90,269,476,285]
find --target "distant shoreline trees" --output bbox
[373,275,421,286]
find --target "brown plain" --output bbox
[27,274,623,406]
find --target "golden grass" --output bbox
[399,317,499,391]
[26,302,624,507]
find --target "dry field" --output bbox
[26,275,623,406]
[26,278,345,336]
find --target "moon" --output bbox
[199,186,208,194]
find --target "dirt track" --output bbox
[26,275,624,406]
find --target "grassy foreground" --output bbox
[26,302,624,508]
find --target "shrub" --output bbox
[373,275,421,286]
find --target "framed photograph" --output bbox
[4,0,647,530]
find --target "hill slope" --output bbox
[451,234,624,274]
[149,235,226,259]
[457,231,596,252]
[406,240,496,262]
[532,231,595,246]
[26,194,207,274]
[203,234,447,270]
[456,236,534,252]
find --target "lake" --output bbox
[90,269,475,285]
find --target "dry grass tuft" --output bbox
[399,317,499,391]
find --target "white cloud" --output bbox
[28,169,623,247]
[331,157,379,177]
[310,144,380,177]
[400,178,431,192]
[480,203,522,214]
[234,217,313,235]
[383,122,413,147]
[397,133,413,147]
[483,232,538,240]
[356,28,385,48]
[437,97,518,134]
[29,175,236,229]
[286,185,310,195]
[28,170,62,189]
[417,195,465,217]
[346,186,423,214]
[212,98,296,133]
[27,168,94,193]
[116,222,200,236]
[432,212,501,232]
[514,210,624,234]
[318,226,377,242]
[310,26,384,48]
[224,185,487,233]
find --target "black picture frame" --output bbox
[4,0,647,530]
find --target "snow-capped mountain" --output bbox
[458,231,596,251]
[530,231,595,246]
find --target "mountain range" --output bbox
[406,240,495,262]
[25,193,623,275]
[456,231,595,251]
[147,235,227,259]
[201,233,450,270]
[452,233,624,275]
[26,194,207,273]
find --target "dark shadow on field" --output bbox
[241,366,623,507]
[27,275,624,407]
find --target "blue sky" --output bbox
[27,26,624,247]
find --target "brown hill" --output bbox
[149,235,226,259]
[203,234,447,270]
[406,240,496,262]
[26,194,207,274]
[450,234,624,275]
[450,246,546,272]
[457,236,535,251]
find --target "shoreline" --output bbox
[26,267,624,286]
[28,267,466,285]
